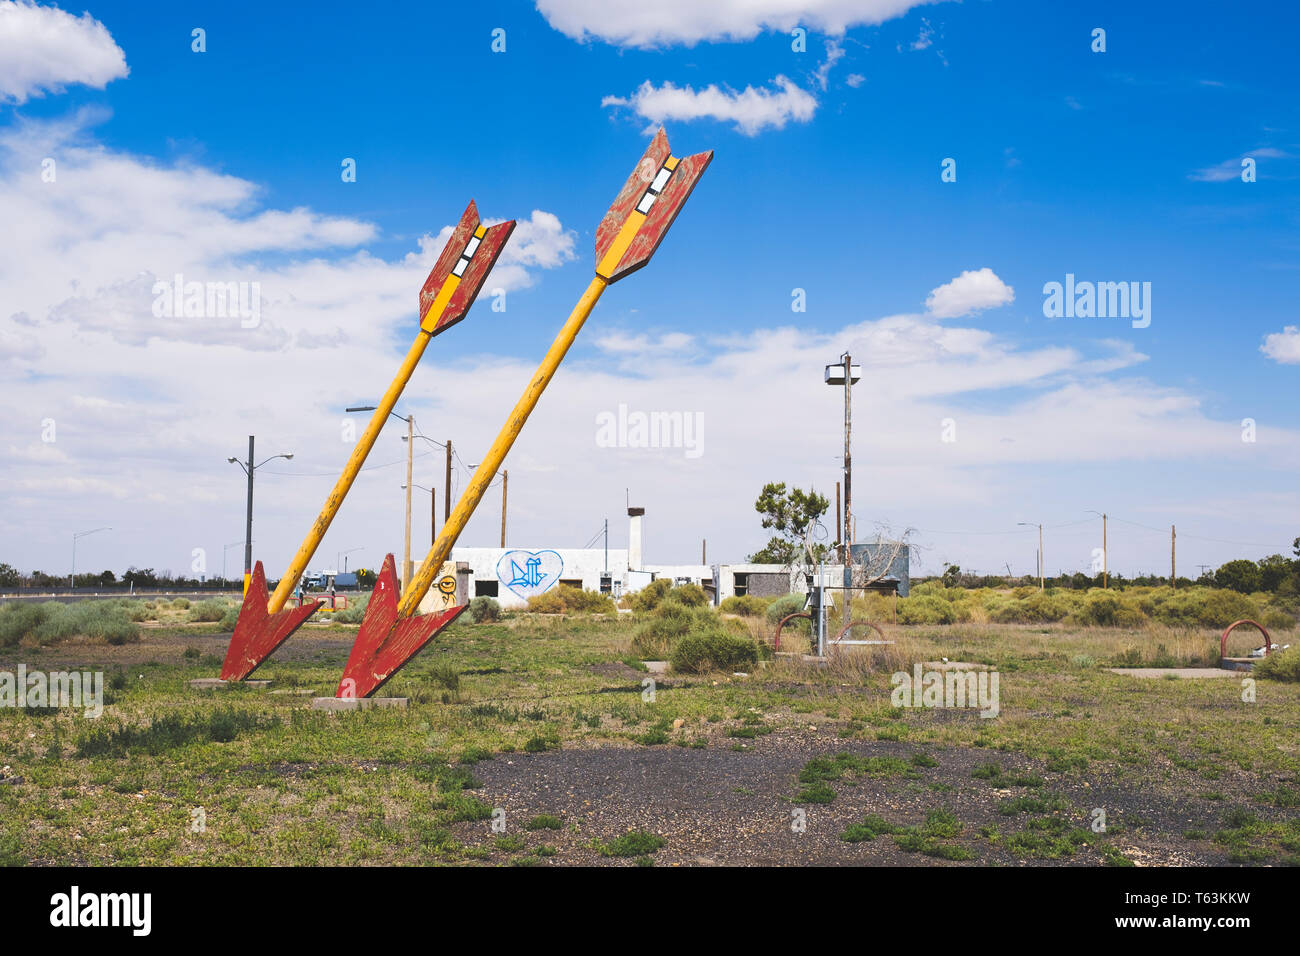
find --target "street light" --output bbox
[336,547,364,574]
[401,483,437,547]
[824,354,861,565]
[1086,510,1108,588]
[71,527,111,588]
[466,463,508,548]
[222,539,253,585]
[1017,522,1044,591]
[347,406,416,589]
[228,436,293,595]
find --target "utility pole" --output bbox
[500,469,508,548]
[1037,523,1044,591]
[244,435,254,593]
[444,439,452,524]
[431,486,437,547]
[702,539,707,564]
[603,518,608,574]
[835,481,842,563]
[1171,525,1176,589]
[843,352,853,561]
[1103,513,1108,588]
[402,415,413,591]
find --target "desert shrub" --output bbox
[987,590,1072,624]
[1137,587,1259,629]
[1254,645,1300,682]
[186,599,229,623]
[632,602,707,659]
[670,629,759,673]
[720,595,768,617]
[171,598,190,609]
[329,594,370,624]
[897,595,956,625]
[629,578,674,613]
[0,602,51,647]
[662,583,708,607]
[469,596,501,623]
[1068,592,1147,628]
[19,602,140,646]
[849,590,895,622]
[525,585,614,614]
[218,605,240,630]
[1260,608,1296,631]
[766,593,807,624]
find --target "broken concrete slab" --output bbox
[188,678,270,689]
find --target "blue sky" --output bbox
[1,0,1297,581]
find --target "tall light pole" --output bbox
[401,483,437,547]
[227,437,293,595]
[222,539,252,584]
[337,548,363,574]
[347,406,417,590]
[1018,522,1044,591]
[825,355,861,565]
[71,527,111,588]
[1087,510,1108,588]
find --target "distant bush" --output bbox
[662,583,708,608]
[218,605,240,630]
[629,578,674,612]
[1254,645,1300,683]
[632,602,707,659]
[10,601,141,646]
[468,596,501,623]
[719,595,767,617]
[987,590,1072,624]
[329,594,370,624]
[766,593,807,624]
[186,600,230,623]
[171,598,191,610]
[1068,592,1147,628]
[897,595,956,625]
[526,585,615,615]
[670,629,759,674]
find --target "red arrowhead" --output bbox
[220,561,322,681]
[337,553,466,699]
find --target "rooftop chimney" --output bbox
[627,507,645,570]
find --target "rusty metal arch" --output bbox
[773,612,812,652]
[830,619,889,650]
[1220,619,1273,661]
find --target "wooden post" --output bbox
[500,470,508,548]
[444,440,452,524]
[1171,524,1176,589]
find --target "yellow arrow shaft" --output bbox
[266,273,465,614]
[397,274,609,618]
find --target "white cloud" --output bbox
[537,0,938,48]
[845,73,866,88]
[1189,147,1287,182]
[0,1,127,103]
[1261,325,1300,364]
[924,267,1015,319]
[594,331,696,356]
[814,39,845,91]
[603,76,817,136]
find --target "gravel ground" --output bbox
[448,731,1255,866]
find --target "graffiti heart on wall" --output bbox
[496,550,564,600]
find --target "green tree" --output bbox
[1215,559,1260,594]
[0,563,19,588]
[747,482,830,565]
[355,568,376,588]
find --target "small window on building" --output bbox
[734,572,749,596]
[559,578,583,589]
[475,580,498,597]
[599,574,612,594]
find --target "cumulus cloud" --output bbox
[924,267,1015,319]
[0,1,128,103]
[603,76,817,136]
[536,0,938,48]
[1261,325,1300,364]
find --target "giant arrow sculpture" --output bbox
[220,202,516,682]
[337,129,711,699]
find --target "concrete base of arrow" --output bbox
[310,697,408,711]
[189,678,270,689]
